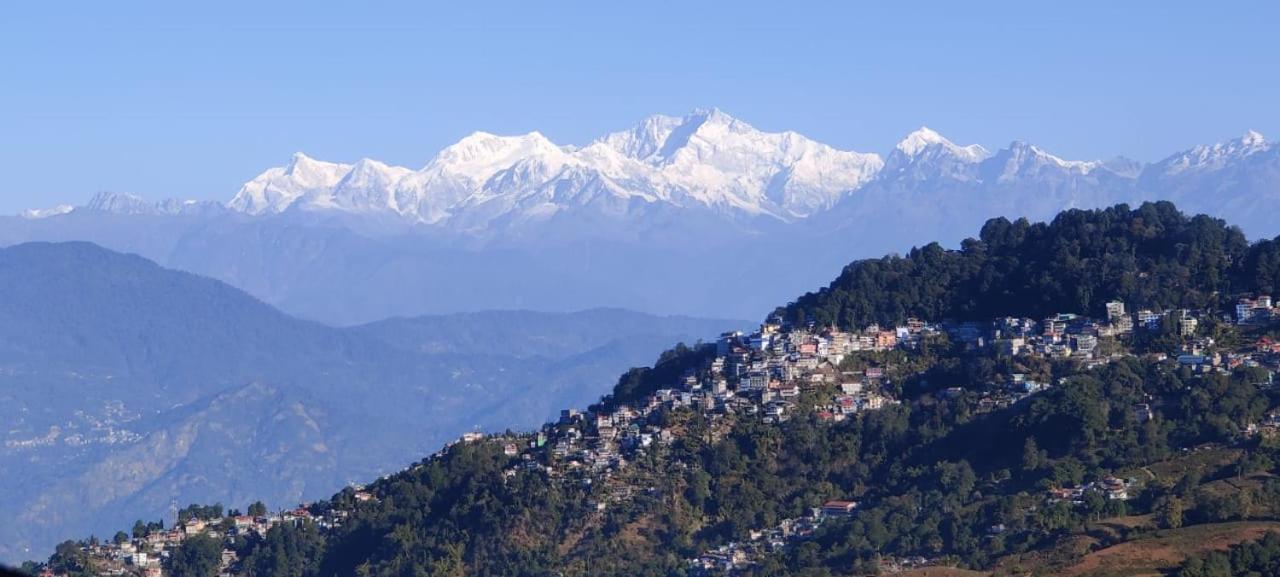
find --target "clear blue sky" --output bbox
[1,1,1277,213]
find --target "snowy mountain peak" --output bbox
[228,153,352,214]
[686,106,732,125]
[594,107,753,164]
[893,127,989,162]
[1005,139,1033,153]
[1006,140,1095,169]
[21,204,75,219]
[984,140,1101,184]
[596,114,683,160]
[678,107,753,140]
[282,152,350,183]
[323,159,414,213]
[1214,129,1268,155]
[79,191,217,216]
[1151,129,1272,177]
[282,152,344,179]
[345,157,410,178]
[428,131,561,180]
[895,126,948,155]
[85,191,153,214]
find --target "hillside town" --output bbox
[36,296,1280,576]
[32,505,337,577]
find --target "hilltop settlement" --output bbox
[33,290,1280,576]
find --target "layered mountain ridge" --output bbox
[0,241,746,563]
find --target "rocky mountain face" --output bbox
[0,242,744,563]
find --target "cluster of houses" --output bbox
[982,301,1142,361]
[711,324,909,424]
[689,514,820,574]
[1046,476,1139,505]
[503,321,921,484]
[977,298,1272,363]
[964,299,1280,399]
[689,501,857,574]
[40,507,341,577]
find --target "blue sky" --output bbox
[1,1,1276,212]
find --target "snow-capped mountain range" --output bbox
[226,108,883,228]
[7,108,1278,326]
[36,108,1275,243]
[223,107,1137,226]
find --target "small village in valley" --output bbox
[39,296,1280,576]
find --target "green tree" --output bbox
[1021,436,1043,473]
[1158,496,1185,529]
[242,522,325,577]
[47,540,91,577]
[170,533,223,577]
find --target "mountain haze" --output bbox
[0,242,744,563]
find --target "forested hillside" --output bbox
[27,202,1280,577]
[781,201,1280,329]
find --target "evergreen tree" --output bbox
[170,533,223,577]
[1158,496,1185,529]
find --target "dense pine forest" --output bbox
[27,202,1280,577]
[780,201,1280,328]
